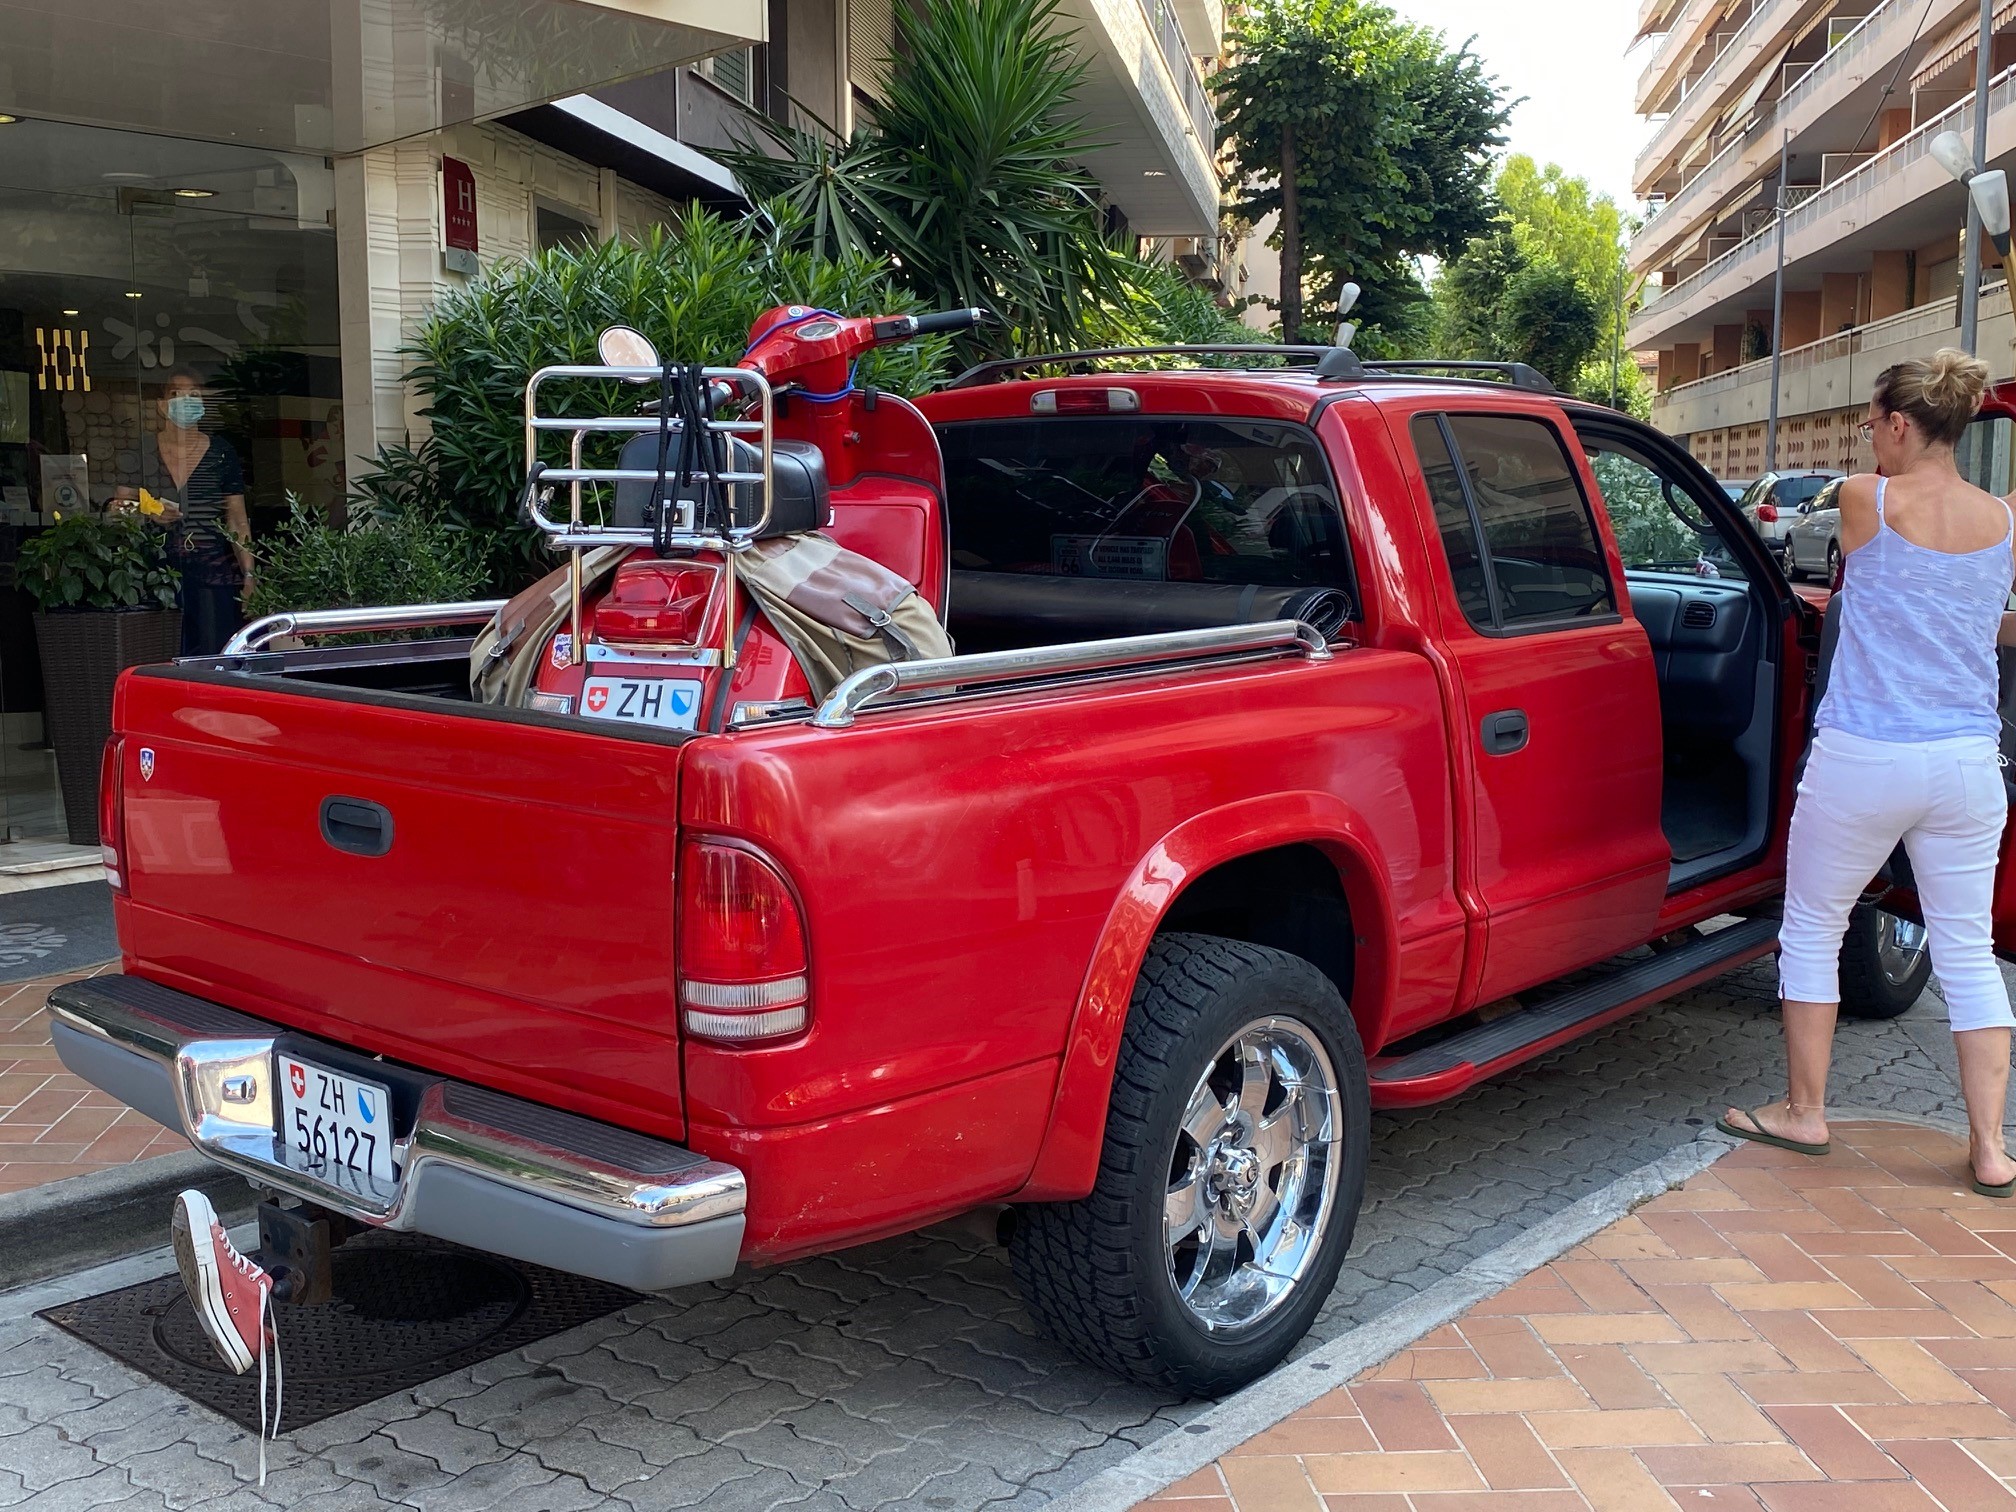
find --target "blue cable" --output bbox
[739,307,843,362]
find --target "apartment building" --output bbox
[1628,0,2016,477]
[0,0,1224,845]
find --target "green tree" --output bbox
[1499,263,1603,389]
[1428,155,1642,401]
[1212,0,1509,343]
[720,0,1126,359]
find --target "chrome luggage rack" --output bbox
[522,362,776,668]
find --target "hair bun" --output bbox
[1924,346,1990,414]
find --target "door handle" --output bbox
[319,796,394,857]
[1481,709,1529,756]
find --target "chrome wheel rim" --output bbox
[1163,1016,1342,1335]
[1876,915,1929,987]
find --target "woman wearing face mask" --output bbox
[1718,348,2016,1197]
[128,367,253,655]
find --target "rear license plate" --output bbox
[276,1055,396,1187]
[580,676,704,731]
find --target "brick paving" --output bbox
[0,960,2009,1508]
[0,969,185,1195]
[1142,1121,2016,1512]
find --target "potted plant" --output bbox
[17,513,180,846]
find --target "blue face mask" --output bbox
[165,395,205,428]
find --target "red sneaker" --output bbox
[170,1189,270,1375]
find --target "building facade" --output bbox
[0,0,1226,846]
[1628,0,2016,477]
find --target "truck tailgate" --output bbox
[113,668,691,1139]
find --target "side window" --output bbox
[1409,416,1493,627]
[1958,415,2015,496]
[1435,414,1616,628]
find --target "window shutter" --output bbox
[849,0,898,103]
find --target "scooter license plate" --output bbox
[276,1055,397,1186]
[580,676,704,730]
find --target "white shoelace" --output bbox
[255,1284,283,1486]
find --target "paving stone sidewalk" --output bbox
[0,960,2010,1509]
[1142,1121,2016,1512]
[0,969,184,1195]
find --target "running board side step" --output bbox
[1367,916,1779,1109]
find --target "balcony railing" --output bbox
[1654,281,2008,409]
[1141,0,1215,149]
[1638,0,1902,247]
[1637,0,1781,165]
[1634,64,2016,329]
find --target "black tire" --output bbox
[1781,543,1802,580]
[1838,905,1931,1020]
[1008,932,1369,1396]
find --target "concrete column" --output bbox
[1820,272,1859,336]
[1783,290,1822,349]
[1712,324,1743,373]
[1870,252,1911,320]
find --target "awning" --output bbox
[1731,35,1795,128]
[1914,1,2016,93]
[504,96,747,208]
[0,0,767,156]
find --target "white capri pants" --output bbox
[1780,727,2015,1031]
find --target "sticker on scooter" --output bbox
[139,748,155,781]
[551,634,572,668]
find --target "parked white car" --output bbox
[1784,476,1847,582]
[1737,469,1843,557]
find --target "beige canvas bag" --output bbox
[469,546,627,706]
[731,533,952,699]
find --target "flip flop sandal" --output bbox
[1971,1172,2016,1199]
[1715,1108,1831,1157]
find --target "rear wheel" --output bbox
[1838,905,1931,1020]
[1008,933,1369,1396]
[1827,541,1843,586]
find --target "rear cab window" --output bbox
[938,416,1353,589]
[1408,412,1616,631]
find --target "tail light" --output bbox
[98,736,126,893]
[593,560,719,645]
[1755,504,1779,522]
[1031,387,1140,415]
[677,840,809,1043]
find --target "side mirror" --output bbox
[597,326,660,379]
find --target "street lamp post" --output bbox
[1933,130,2016,342]
[1960,0,1995,353]
[1766,132,1790,473]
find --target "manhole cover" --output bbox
[41,1231,640,1432]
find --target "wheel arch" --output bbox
[1013,791,1400,1202]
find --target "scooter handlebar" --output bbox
[910,307,990,335]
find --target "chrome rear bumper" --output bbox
[48,974,745,1292]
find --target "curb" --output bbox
[0,1150,254,1293]
[1046,1132,1738,1512]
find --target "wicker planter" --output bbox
[31,609,181,846]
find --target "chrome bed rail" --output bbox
[810,619,1334,728]
[223,600,511,656]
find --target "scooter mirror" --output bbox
[598,326,660,377]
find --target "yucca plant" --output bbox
[355,206,944,589]
[720,0,1129,361]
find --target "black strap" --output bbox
[705,596,760,733]
[646,364,676,557]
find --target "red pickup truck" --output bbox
[51,314,1999,1397]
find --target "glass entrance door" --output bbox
[0,120,339,846]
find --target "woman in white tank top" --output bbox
[1720,349,2016,1197]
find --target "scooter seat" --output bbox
[611,434,830,538]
